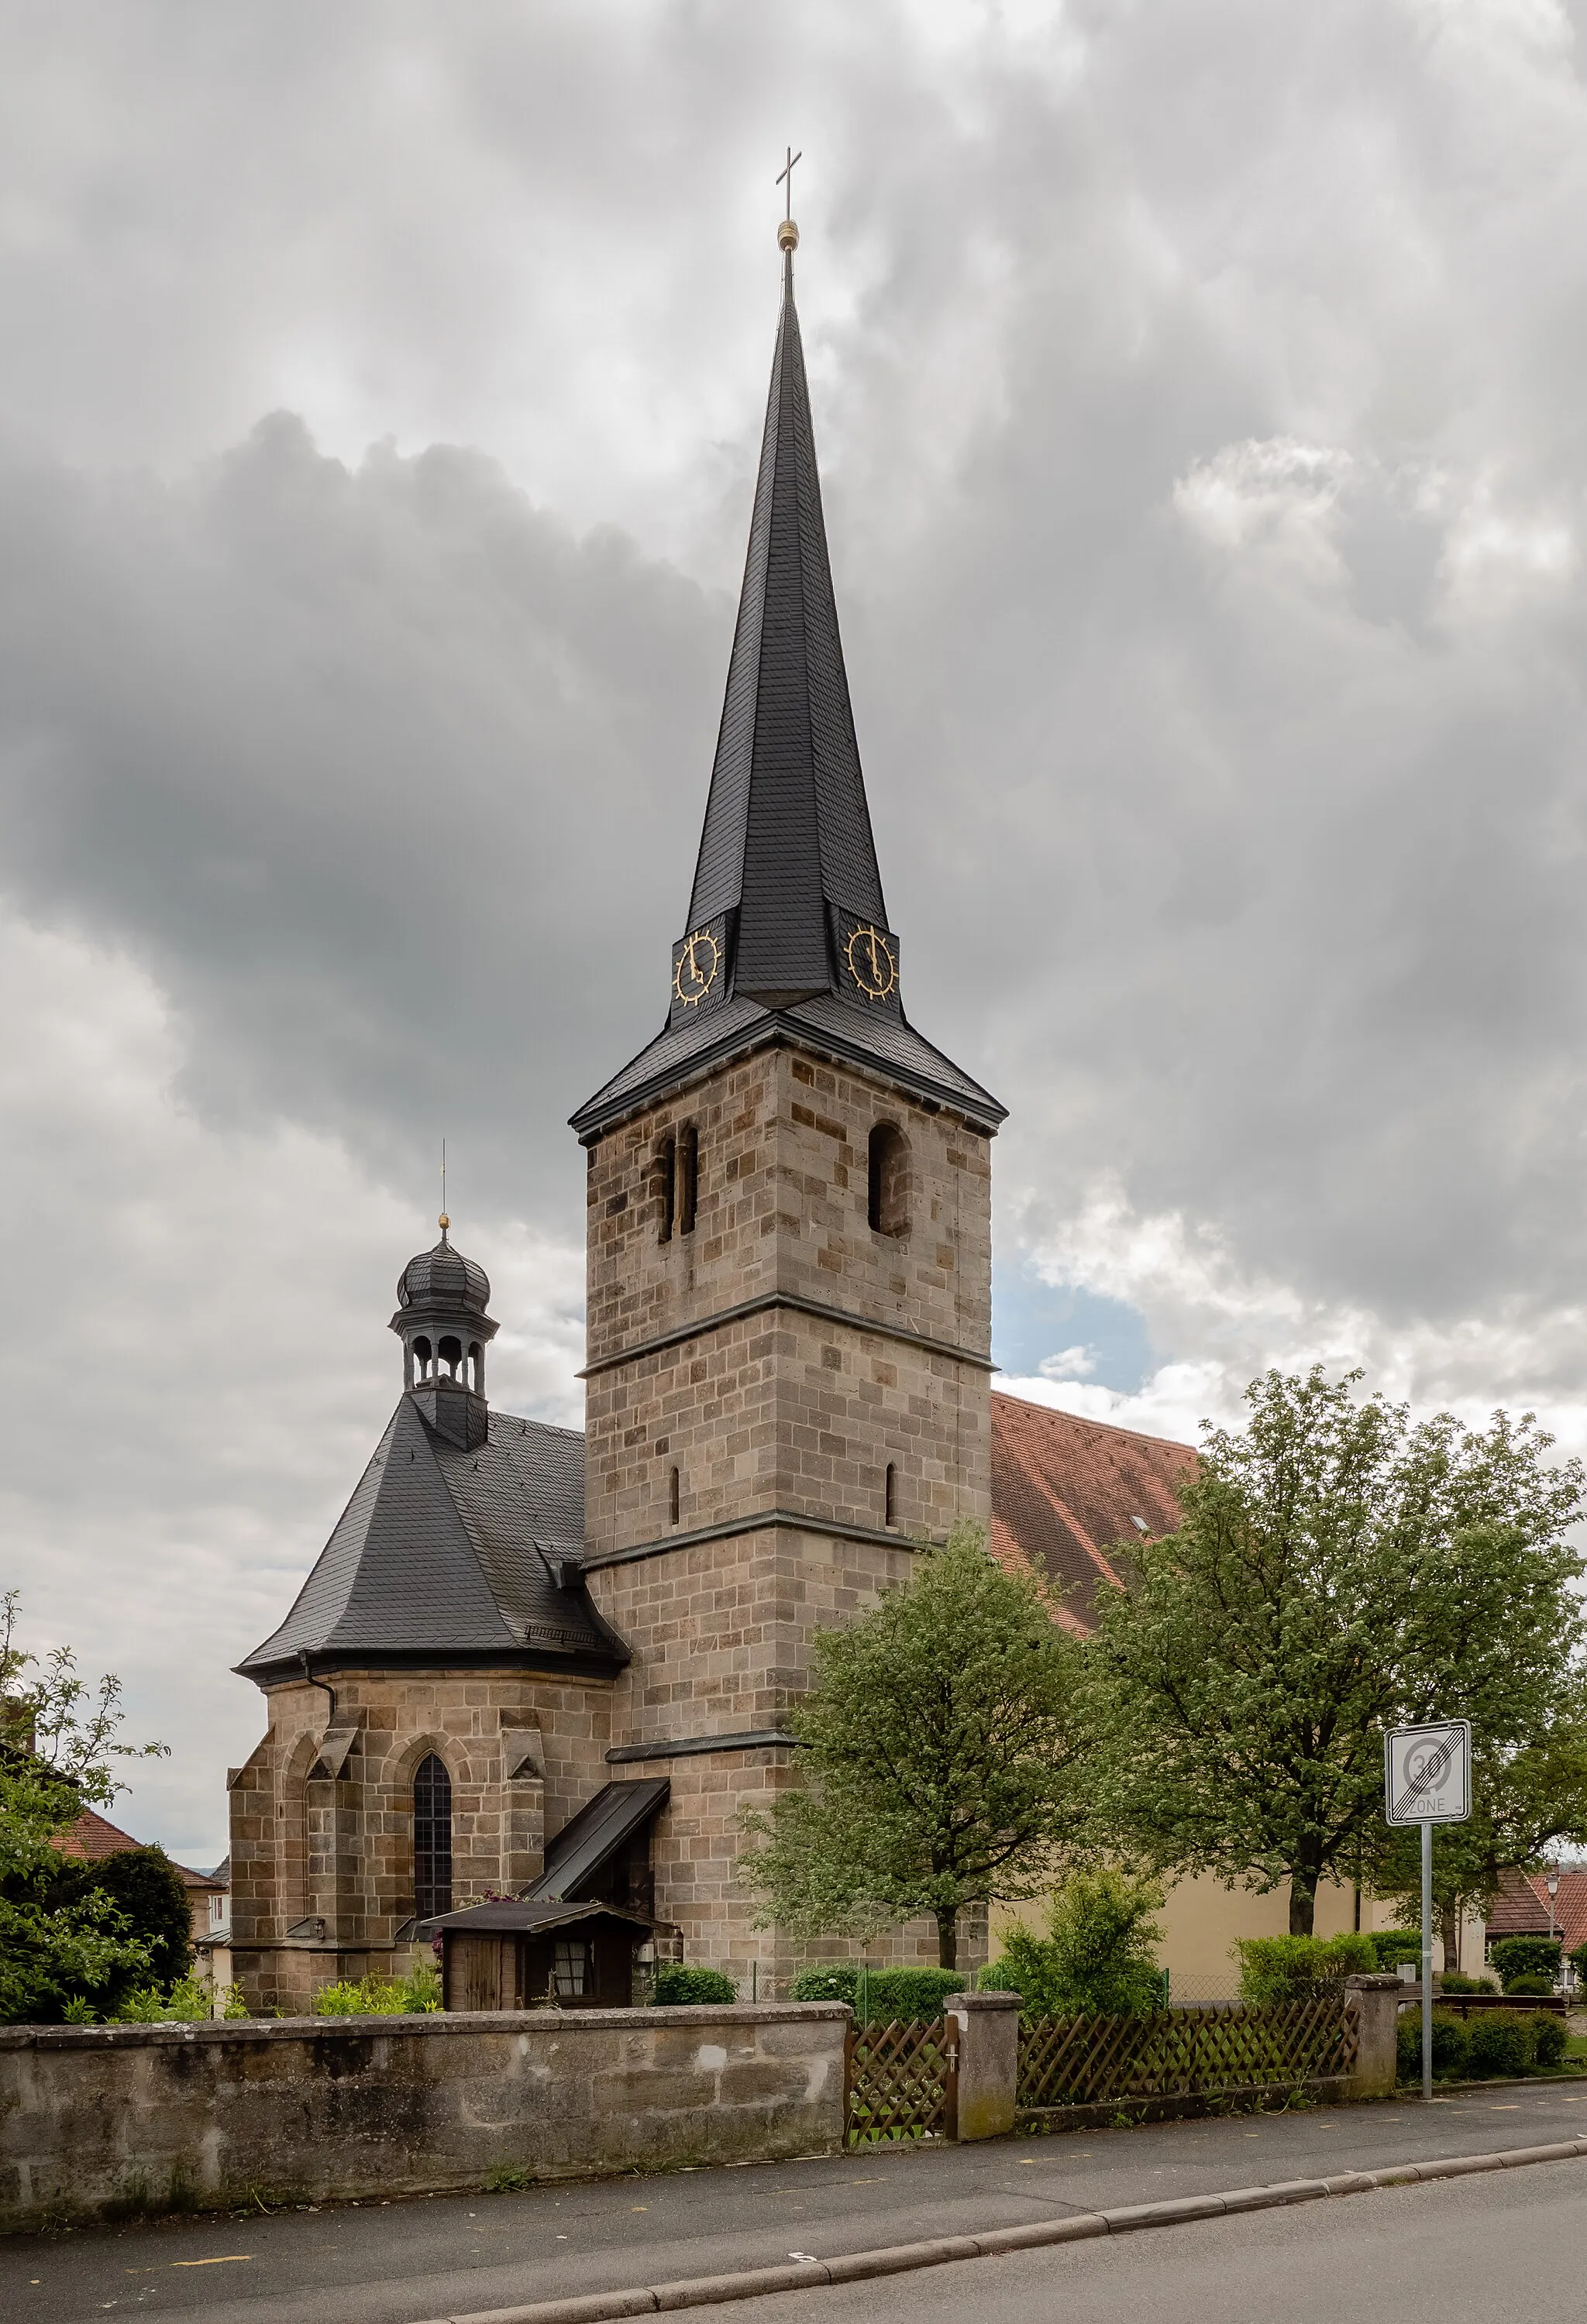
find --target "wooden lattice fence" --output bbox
[1017,1996,1357,2114]
[845,2017,959,2146]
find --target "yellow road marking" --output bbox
[171,2257,253,2267]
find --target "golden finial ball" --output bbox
[438,1212,450,1231]
[778,217,800,253]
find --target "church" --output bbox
[227,211,1192,2013]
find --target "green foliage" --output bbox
[790,1965,966,2019]
[48,1848,193,1991]
[312,1966,442,2016]
[219,1985,251,2020]
[1491,1935,1561,1986]
[1530,2011,1568,2068]
[1571,1942,1587,1982]
[983,1870,1168,2018]
[110,1974,213,2023]
[652,1964,738,2006]
[1504,1974,1556,1996]
[1368,1930,1422,1971]
[0,1593,169,2023]
[739,1526,1093,1968]
[1397,2010,1471,2082]
[1082,1372,1587,1935]
[1439,1972,1499,1994]
[1233,1933,1377,2003]
[1466,2012,1529,2078]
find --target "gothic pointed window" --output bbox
[414,1753,453,1920]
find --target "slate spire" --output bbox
[571,220,1004,1143]
[687,225,887,1009]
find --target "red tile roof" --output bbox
[1486,1865,1587,1954]
[53,1807,221,1891]
[990,1392,1196,1634]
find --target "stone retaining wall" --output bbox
[0,2003,846,2234]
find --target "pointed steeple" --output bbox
[573,216,1003,1143]
[687,225,886,1008]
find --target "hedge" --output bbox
[790,1965,968,2020]
[652,1964,738,2006]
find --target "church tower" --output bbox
[572,211,1006,1982]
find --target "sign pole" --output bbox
[1431,1813,1441,2110]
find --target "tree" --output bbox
[1368,1687,1587,1966]
[1085,1370,1585,1936]
[0,1592,169,2021]
[46,1847,194,1993]
[738,1526,1093,1969]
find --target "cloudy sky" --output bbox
[6,0,1587,1862]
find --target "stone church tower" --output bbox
[570,215,1005,1978]
[227,217,1003,2008]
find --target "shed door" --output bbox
[449,1933,510,2012]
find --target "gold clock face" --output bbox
[673,927,721,1008]
[843,922,898,1003]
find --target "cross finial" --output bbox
[776,147,801,259]
[439,1136,449,1235]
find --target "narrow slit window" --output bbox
[678,1123,698,1236]
[658,1136,676,1243]
[669,1466,680,1526]
[885,1463,898,1527]
[868,1123,911,1237]
[413,1753,453,1920]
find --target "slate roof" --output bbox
[990,1392,1196,1635]
[572,246,1003,1143]
[528,1778,671,1902]
[236,1399,628,1683]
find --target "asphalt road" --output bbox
[718,2160,1587,2324]
[7,2080,1587,2324]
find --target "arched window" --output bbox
[868,1123,910,1237]
[438,1334,463,1380]
[411,1335,433,1386]
[885,1463,898,1528]
[467,1340,483,1394]
[413,1754,453,1920]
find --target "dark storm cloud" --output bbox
[0,415,725,1229]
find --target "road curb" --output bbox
[414,2135,1587,2324]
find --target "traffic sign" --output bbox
[1385,1720,1472,1827]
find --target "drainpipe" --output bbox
[298,1649,337,1730]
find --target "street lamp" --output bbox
[1547,1863,1560,1942]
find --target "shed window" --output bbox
[868,1123,910,1236]
[414,1753,453,1920]
[553,1939,587,1997]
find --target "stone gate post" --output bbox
[944,1990,1021,2140]
[1344,1972,1402,2099]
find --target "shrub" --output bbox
[1571,1941,1587,1985]
[1439,1972,1498,1995]
[1233,1933,1377,2003]
[1490,1936,1561,1987]
[1369,1930,1422,1972]
[652,1964,738,2006]
[1467,2013,1529,2078]
[312,1966,442,2016]
[1398,2010,1471,2082]
[1529,2012,1568,2068]
[983,1872,1166,2020]
[789,1965,965,2019]
[108,1974,214,2024]
[46,1846,193,2005]
[1506,1974,1556,1997]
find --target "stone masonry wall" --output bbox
[0,2004,847,2233]
[229,1671,614,2014]
[580,1039,994,1984]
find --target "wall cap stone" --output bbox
[0,2002,850,2053]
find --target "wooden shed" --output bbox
[425,1898,652,2012]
